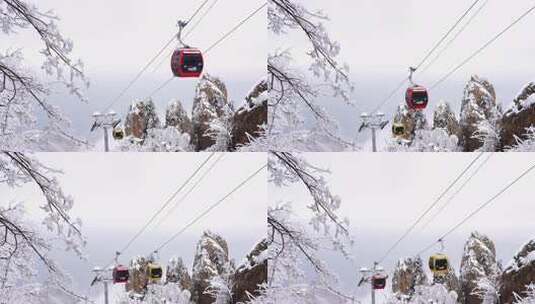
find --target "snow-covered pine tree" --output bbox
[268,0,355,151]
[258,152,354,303]
[0,0,89,151]
[0,152,86,303]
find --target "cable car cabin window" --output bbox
[435,258,448,270]
[151,268,163,278]
[182,54,203,72]
[393,126,404,135]
[412,91,428,105]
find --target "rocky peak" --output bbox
[125,255,149,294]
[459,76,501,151]
[500,239,535,304]
[460,232,500,304]
[166,256,193,292]
[433,101,461,138]
[192,74,232,151]
[165,99,193,140]
[232,238,268,303]
[192,230,233,304]
[440,266,463,304]
[392,104,428,142]
[392,256,428,298]
[231,78,268,151]
[124,99,161,139]
[500,82,535,149]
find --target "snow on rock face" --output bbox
[387,284,459,304]
[124,99,161,139]
[500,82,535,149]
[459,76,501,152]
[392,257,428,298]
[192,230,233,304]
[191,74,232,151]
[392,103,428,141]
[232,238,268,303]
[166,256,193,292]
[500,239,535,304]
[126,256,150,294]
[460,232,500,304]
[230,78,268,151]
[433,101,461,139]
[440,266,463,304]
[166,99,194,142]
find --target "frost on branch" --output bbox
[268,0,355,151]
[0,152,86,303]
[0,0,89,151]
[265,152,354,303]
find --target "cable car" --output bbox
[171,48,204,78]
[429,254,449,276]
[147,263,163,282]
[405,85,429,110]
[372,274,387,290]
[112,265,129,284]
[392,123,405,137]
[112,126,125,140]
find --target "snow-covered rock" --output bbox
[232,238,268,303]
[191,74,232,151]
[191,231,233,304]
[126,256,150,294]
[459,76,501,152]
[392,257,428,298]
[166,257,193,292]
[500,239,535,304]
[501,82,535,149]
[460,232,500,304]
[391,104,428,142]
[166,99,194,141]
[124,99,161,139]
[433,101,461,138]
[387,284,458,304]
[231,78,268,150]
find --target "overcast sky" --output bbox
[270,152,535,302]
[9,0,266,141]
[0,152,267,298]
[273,0,535,144]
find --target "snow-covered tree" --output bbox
[260,152,354,303]
[514,285,535,304]
[387,284,458,304]
[0,152,86,303]
[0,0,89,151]
[268,0,355,151]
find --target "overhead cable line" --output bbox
[101,0,211,112]
[153,153,225,230]
[377,152,484,264]
[419,0,491,75]
[108,152,215,265]
[152,0,221,73]
[417,162,535,256]
[146,1,267,98]
[371,0,483,113]
[419,152,494,231]
[430,4,535,90]
[154,163,267,253]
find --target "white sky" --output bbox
[0,152,267,295]
[273,0,535,143]
[8,0,267,139]
[270,152,535,301]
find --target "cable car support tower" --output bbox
[358,112,389,152]
[90,111,121,152]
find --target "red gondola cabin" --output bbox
[372,274,387,290]
[405,85,429,110]
[113,265,129,284]
[171,48,204,78]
